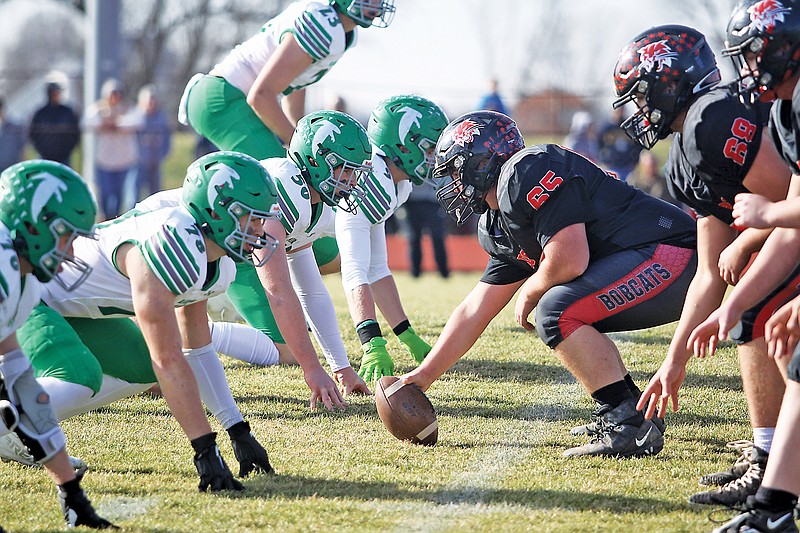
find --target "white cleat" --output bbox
[0,432,88,476]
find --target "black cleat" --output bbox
[690,446,767,508]
[712,506,798,532]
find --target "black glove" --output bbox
[227,421,275,478]
[191,432,244,492]
[57,480,117,530]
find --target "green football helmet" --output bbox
[368,94,449,186]
[181,151,281,266]
[288,110,372,214]
[0,160,97,290]
[330,0,395,28]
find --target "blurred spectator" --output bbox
[29,82,81,166]
[194,135,218,159]
[326,94,348,113]
[0,97,26,172]
[597,106,642,181]
[563,111,599,163]
[626,151,685,209]
[403,181,449,278]
[83,78,144,219]
[135,85,171,200]
[476,79,508,115]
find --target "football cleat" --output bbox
[563,398,664,458]
[711,506,798,533]
[570,403,666,437]
[689,446,767,508]
[699,440,757,486]
[0,432,87,477]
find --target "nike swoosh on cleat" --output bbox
[766,513,792,529]
[635,425,653,447]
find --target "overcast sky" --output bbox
[306,0,737,120]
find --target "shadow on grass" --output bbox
[226,472,692,514]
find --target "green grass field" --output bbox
[0,271,749,532]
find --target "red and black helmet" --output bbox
[433,111,524,225]
[724,0,800,105]
[613,25,721,149]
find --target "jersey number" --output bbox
[526,170,564,210]
[723,117,757,166]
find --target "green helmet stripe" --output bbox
[140,228,200,295]
[293,12,332,60]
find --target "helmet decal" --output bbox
[29,172,68,221]
[205,163,239,209]
[312,120,341,157]
[747,0,792,33]
[452,120,481,146]
[397,106,423,144]
[637,40,679,73]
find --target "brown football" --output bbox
[375,376,438,445]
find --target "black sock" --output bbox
[591,380,634,409]
[392,320,411,337]
[57,477,82,497]
[356,319,382,345]
[623,374,642,397]
[753,487,798,512]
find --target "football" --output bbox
[375,376,438,445]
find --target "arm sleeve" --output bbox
[286,246,350,372]
[335,209,373,292]
[366,221,391,284]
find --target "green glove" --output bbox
[358,337,395,382]
[397,326,431,364]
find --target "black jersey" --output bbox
[479,144,696,285]
[666,85,770,224]
[768,80,800,173]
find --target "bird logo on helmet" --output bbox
[747,0,792,32]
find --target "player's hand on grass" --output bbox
[227,421,274,477]
[304,366,347,411]
[358,337,395,382]
[636,359,687,419]
[334,366,371,396]
[191,432,244,492]
[397,327,431,364]
[765,297,800,358]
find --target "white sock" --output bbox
[39,375,151,421]
[183,343,243,430]
[753,427,775,453]
[209,320,280,366]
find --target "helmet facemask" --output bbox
[723,36,778,105]
[434,153,490,226]
[310,150,371,213]
[336,0,396,28]
[220,199,280,267]
[33,216,95,291]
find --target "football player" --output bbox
[145,111,372,397]
[0,160,113,528]
[688,1,800,530]
[180,0,395,158]
[401,111,699,458]
[612,25,792,508]
[335,94,448,381]
[2,152,281,494]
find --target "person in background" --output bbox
[597,106,642,181]
[135,85,171,200]
[403,180,450,279]
[625,151,677,207]
[0,98,26,172]
[29,82,81,167]
[83,78,144,220]
[476,78,508,115]
[563,111,599,163]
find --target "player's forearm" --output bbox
[246,91,294,145]
[371,275,408,327]
[667,270,729,364]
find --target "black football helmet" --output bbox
[723,0,800,105]
[433,111,524,225]
[613,25,721,149]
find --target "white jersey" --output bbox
[212,1,356,96]
[348,150,411,226]
[0,224,41,340]
[43,206,236,318]
[263,157,335,252]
